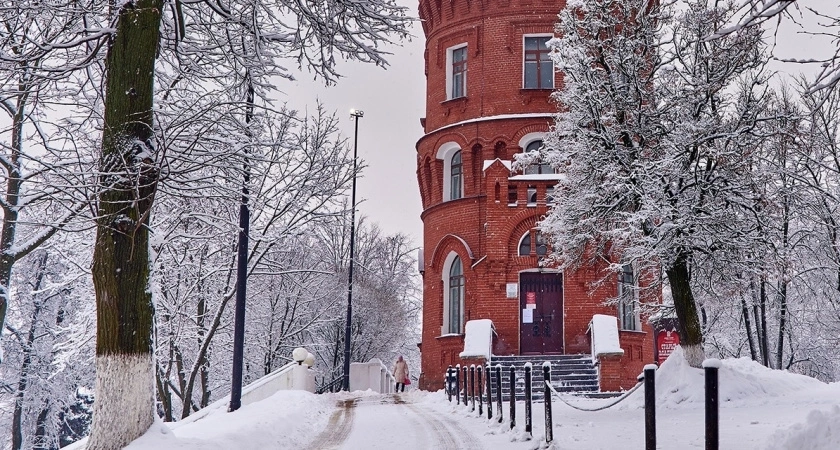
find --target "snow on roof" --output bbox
[590,314,624,357]
[508,174,566,181]
[482,159,512,171]
[459,319,495,359]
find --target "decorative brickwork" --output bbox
[416,0,657,392]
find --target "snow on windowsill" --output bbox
[436,333,464,339]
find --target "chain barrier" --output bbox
[546,379,643,412]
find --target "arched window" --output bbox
[450,150,463,200]
[447,256,465,334]
[524,140,553,175]
[518,232,532,256]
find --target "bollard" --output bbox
[509,365,516,429]
[524,363,533,436]
[495,365,503,423]
[470,365,476,412]
[447,366,454,402]
[543,362,553,444]
[486,363,493,420]
[455,364,461,405]
[704,359,721,450]
[463,365,468,406]
[477,365,484,415]
[644,364,657,450]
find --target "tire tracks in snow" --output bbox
[306,398,356,450]
[394,394,484,450]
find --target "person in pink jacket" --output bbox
[393,356,409,392]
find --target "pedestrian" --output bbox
[393,355,409,392]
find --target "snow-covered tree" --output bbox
[540,0,772,367]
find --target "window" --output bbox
[518,233,531,256]
[450,150,462,200]
[519,230,548,256]
[524,36,553,89]
[535,231,548,256]
[618,263,638,330]
[448,256,465,334]
[524,140,554,175]
[448,46,468,99]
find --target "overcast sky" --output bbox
[280,0,427,244]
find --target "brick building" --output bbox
[415,0,657,392]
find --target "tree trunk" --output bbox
[32,401,50,450]
[12,253,48,450]
[759,277,770,367]
[665,251,704,367]
[0,81,28,349]
[740,295,757,361]
[88,2,163,448]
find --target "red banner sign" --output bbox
[657,330,679,364]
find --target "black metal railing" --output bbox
[443,358,723,449]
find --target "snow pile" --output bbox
[122,390,332,450]
[589,314,623,357]
[769,406,840,450]
[621,346,826,410]
[460,319,495,359]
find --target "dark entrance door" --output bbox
[519,272,564,355]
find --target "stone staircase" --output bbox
[487,354,599,401]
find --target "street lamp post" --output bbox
[343,109,363,391]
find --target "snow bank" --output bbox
[769,406,840,450]
[460,319,495,359]
[122,390,332,450]
[589,314,623,357]
[621,347,826,410]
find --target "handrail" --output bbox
[317,375,344,394]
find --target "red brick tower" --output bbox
[415,0,656,392]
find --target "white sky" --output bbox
[278,0,427,244]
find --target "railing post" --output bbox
[455,364,461,405]
[524,363,532,436]
[470,365,477,411]
[509,365,516,429]
[463,365,468,406]
[447,365,454,402]
[475,365,484,417]
[486,363,493,420]
[495,364,503,423]
[543,362,553,444]
[704,359,721,450]
[644,364,657,450]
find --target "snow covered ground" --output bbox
[78,348,840,449]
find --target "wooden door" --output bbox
[519,272,564,355]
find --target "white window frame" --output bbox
[517,231,532,256]
[437,142,463,202]
[446,43,468,100]
[522,34,554,89]
[442,252,465,335]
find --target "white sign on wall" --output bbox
[522,308,534,323]
[506,283,518,298]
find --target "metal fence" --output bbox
[444,359,724,449]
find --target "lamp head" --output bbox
[292,347,308,365]
[350,109,364,118]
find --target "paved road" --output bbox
[307,394,485,450]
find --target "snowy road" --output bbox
[308,394,485,450]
